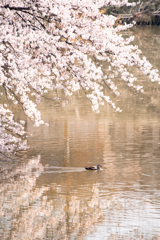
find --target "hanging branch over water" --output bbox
[0,0,160,154]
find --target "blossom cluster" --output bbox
[0,104,28,153]
[0,0,159,153]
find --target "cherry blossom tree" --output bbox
[0,0,160,154]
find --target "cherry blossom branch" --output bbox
[1,4,30,11]
[0,0,160,154]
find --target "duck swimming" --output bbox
[85,164,102,170]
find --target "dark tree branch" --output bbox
[15,11,27,23]
[0,4,30,11]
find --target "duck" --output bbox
[85,164,102,170]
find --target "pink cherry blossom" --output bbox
[0,0,159,153]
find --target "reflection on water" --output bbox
[1,26,160,239]
[43,166,86,173]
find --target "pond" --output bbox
[1,26,160,240]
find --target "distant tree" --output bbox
[0,0,160,154]
[105,0,160,25]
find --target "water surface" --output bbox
[1,26,160,240]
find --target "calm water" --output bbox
[1,26,160,240]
